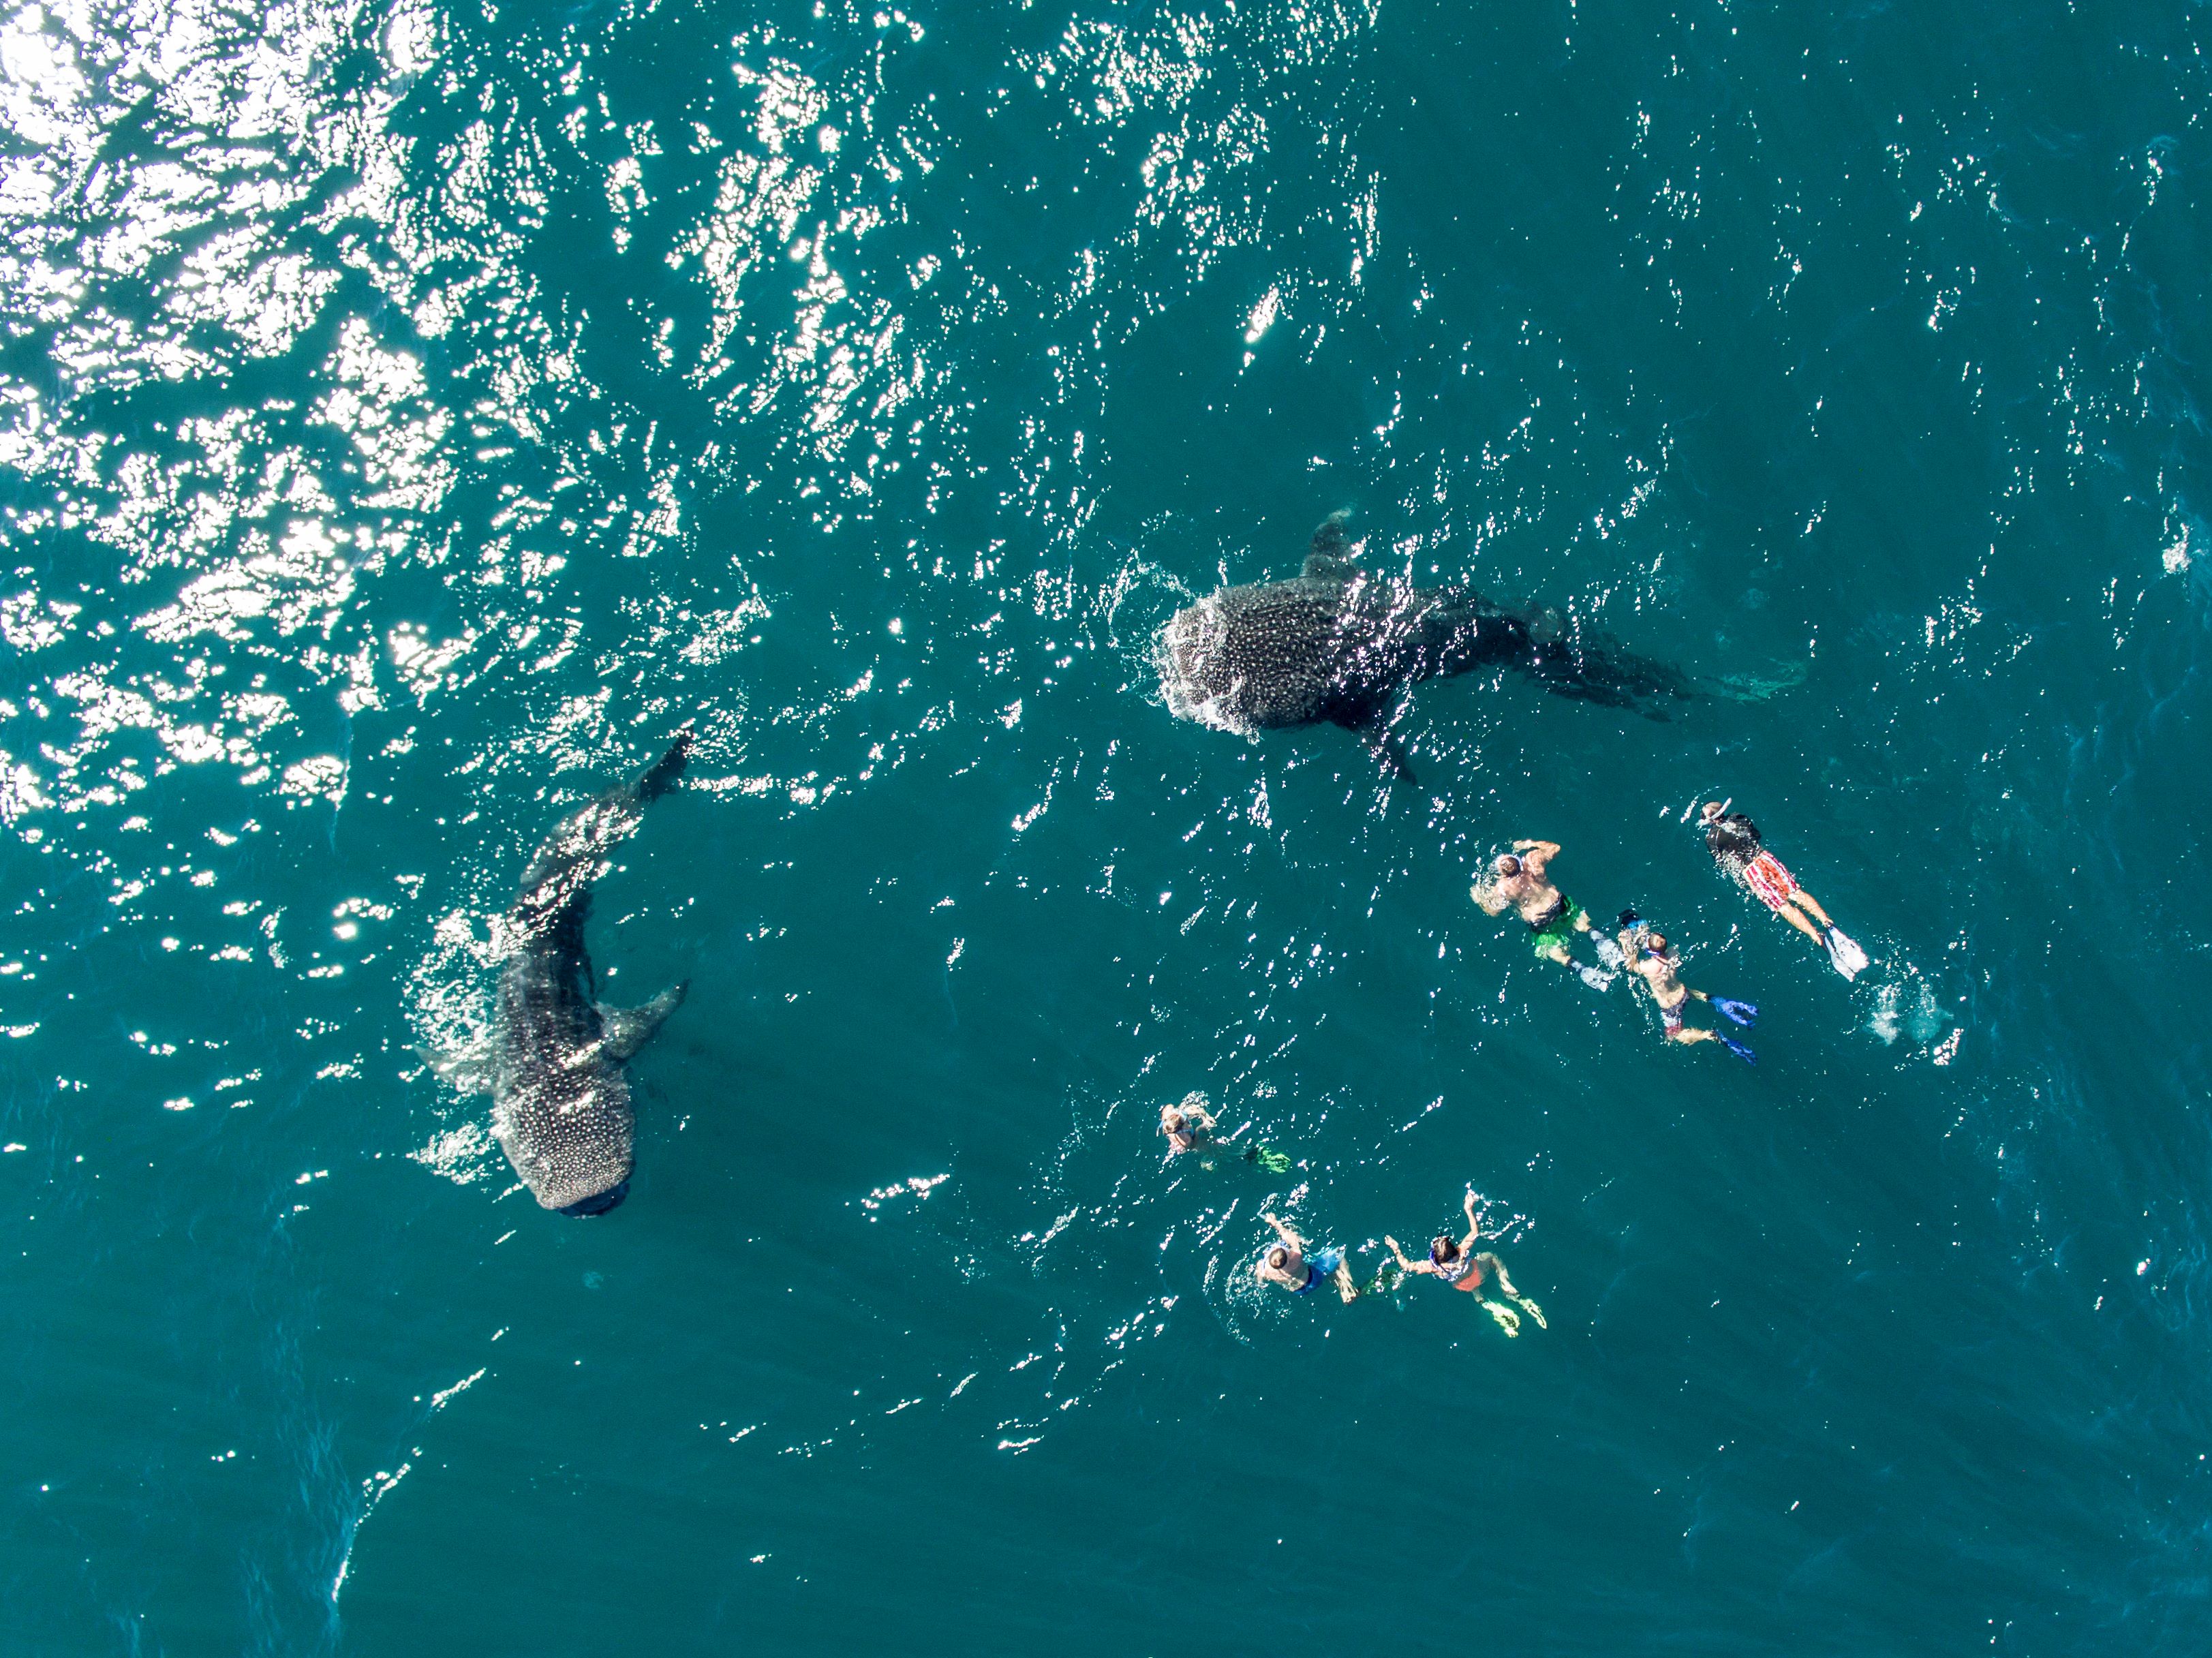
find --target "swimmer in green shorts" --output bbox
[1472,838,1617,990]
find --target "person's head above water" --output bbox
[1643,932,1672,957]
[1494,853,1522,877]
[1267,1245,1291,1271]
[1161,1105,1186,1132]
[1702,800,1760,859]
[1430,1235,1461,1265]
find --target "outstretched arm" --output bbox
[1261,1210,1302,1248]
[1460,1191,1488,1251]
[1384,1235,1430,1274]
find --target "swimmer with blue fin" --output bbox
[1618,913,1757,1062]
[1257,1210,1360,1303]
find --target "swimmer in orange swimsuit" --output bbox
[1385,1191,1547,1336]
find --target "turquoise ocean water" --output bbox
[5,0,2212,1651]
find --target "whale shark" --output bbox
[429,726,693,1215]
[1156,515,1693,776]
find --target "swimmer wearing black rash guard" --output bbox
[1699,800,1869,979]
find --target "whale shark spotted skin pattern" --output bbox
[433,728,692,1215]
[1156,516,1693,773]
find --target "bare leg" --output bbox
[1539,942,1572,966]
[1479,1255,1547,1327]
[1793,891,1835,929]
[1669,1026,1717,1045]
[1775,901,1825,943]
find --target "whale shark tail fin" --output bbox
[511,724,696,932]
[1511,617,1699,719]
[597,980,687,1061]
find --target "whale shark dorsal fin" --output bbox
[1303,551,1362,581]
[1303,509,1363,581]
[597,981,688,1062]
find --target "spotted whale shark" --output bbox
[431,726,692,1215]
[1156,515,1693,776]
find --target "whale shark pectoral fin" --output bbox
[1356,720,1417,785]
[597,981,688,1062]
[416,1040,497,1096]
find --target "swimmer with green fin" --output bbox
[1385,1190,1548,1336]
[1158,1093,1291,1173]
[1472,838,1618,990]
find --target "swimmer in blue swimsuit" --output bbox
[1257,1210,1358,1303]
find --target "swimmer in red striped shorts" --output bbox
[1700,801,1869,979]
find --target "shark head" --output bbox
[1156,592,1260,736]
[492,1062,636,1214]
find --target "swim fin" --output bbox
[1712,996,1757,1027]
[1593,933,1626,970]
[1717,1034,1756,1064]
[1825,927,1869,979]
[1576,963,1616,992]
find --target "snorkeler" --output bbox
[1618,915,1757,1063]
[1699,800,1869,980]
[1471,838,1618,989]
[1257,1210,1359,1304]
[1384,1191,1547,1337]
[1159,1093,1291,1172]
[1160,1093,1217,1155]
